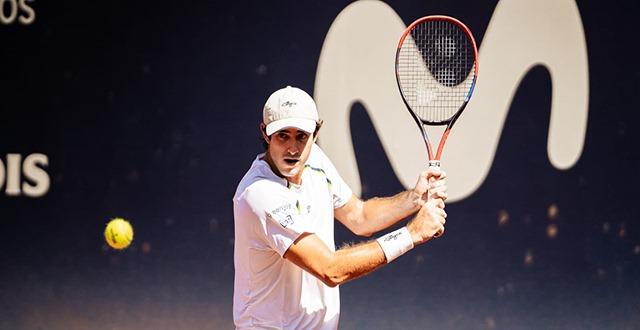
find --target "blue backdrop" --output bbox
[1,1,638,329]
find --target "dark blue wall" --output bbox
[1,1,638,329]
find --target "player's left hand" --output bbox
[412,168,447,208]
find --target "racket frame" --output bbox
[395,15,479,165]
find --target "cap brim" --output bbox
[266,118,316,136]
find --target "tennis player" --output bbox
[233,86,447,329]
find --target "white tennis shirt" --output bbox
[233,144,352,329]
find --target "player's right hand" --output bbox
[406,198,447,245]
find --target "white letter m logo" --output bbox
[314,0,589,202]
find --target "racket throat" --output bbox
[428,160,441,169]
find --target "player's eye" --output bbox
[276,132,289,140]
[297,133,309,141]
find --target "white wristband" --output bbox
[376,227,414,263]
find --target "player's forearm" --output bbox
[358,190,420,235]
[285,233,388,288]
[286,228,418,288]
[322,240,387,287]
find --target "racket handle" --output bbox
[428,161,445,239]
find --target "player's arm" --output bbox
[284,199,446,287]
[335,168,447,237]
[284,234,386,287]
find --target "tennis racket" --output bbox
[395,15,479,170]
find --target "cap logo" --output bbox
[281,101,297,108]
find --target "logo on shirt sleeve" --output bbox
[267,203,297,228]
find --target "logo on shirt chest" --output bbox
[297,200,312,215]
[295,200,312,215]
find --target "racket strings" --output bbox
[397,19,476,123]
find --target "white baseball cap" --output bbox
[263,86,319,136]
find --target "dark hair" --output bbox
[260,121,323,150]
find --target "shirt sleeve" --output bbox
[239,181,313,256]
[311,144,353,208]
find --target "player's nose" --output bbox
[285,141,301,154]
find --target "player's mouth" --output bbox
[283,158,300,166]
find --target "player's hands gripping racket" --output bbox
[395,16,478,234]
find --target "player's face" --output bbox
[265,127,314,184]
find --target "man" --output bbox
[233,86,447,329]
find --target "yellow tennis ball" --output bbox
[104,218,134,250]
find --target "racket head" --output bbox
[395,15,479,126]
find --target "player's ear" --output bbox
[260,122,270,144]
